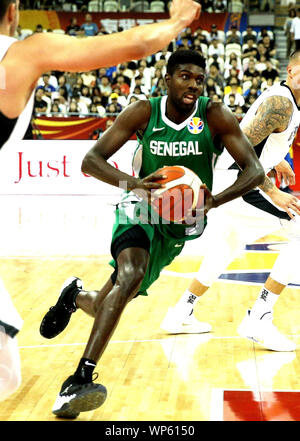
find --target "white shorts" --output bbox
[0,278,23,340]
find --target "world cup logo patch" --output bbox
[187,117,204,134]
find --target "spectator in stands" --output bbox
[242,26,257,44]
[261,34,277,60]
[81,13,99,37]
[205,77,222,97]
[224,77,243,95]
[214,0,226,12]
[99,75,112,99]
[243,58,261,81]
[57,75,72,97]
[261,60,280,83]
[258,28,274,43]
[235,105,244,118]
[112,74,130,96]
[71,92,89,115]
[223,82,245,108]
[150,77,165,96]
[193,28,209,46]
[257,41,270,61]
[284,7,296,56]
[208,24,223,43]
[201,0,214,12]
[207,62,225,89]
[226,93,237,112]
[131,75,150,96]
[211,93,222,103]
[37,73,57,97]
[226,25,241,45]
[208,38,225,60]
[34,24,44,33]
[243,85,260,100]
[106,102,119,115]
[242,38,259,61]
[82,71,97,88]
[68,100,80,115]
[224,55,243,81]
[34,88,48,114]
[256,54,268,73]
[291,8,300,50]
[50,103,62,116]
[79,85,92,106]
[107,93,122,113]
[260,0,274,11]
[66,17,80,36]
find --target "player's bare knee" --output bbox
[116,263,146,298]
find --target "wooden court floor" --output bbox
[1,235,300,421]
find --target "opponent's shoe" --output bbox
[40,277,83,339]
[161,308,212,334]
[237,309,296,352]
[52,374,107,419]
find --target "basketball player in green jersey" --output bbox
[39,50,264,418]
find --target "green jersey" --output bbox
[109,96,223,295]
[133,95,222,191]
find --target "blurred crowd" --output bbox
[15,0,295,121]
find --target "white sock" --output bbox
[174,290,201,318]
[250,287,279,320]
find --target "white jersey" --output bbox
[216,81,300,173]
[0,35,34,151]
[214,82,300,221]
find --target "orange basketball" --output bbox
[152,166,204,222]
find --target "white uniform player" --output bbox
[162,67,300,351]
[0,35,35,401]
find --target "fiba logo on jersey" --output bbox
[0,66,6,90]
[187,117,204,134]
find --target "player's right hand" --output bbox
[169,0,201,28]
[270,189,300,219]
[131,172,166,202]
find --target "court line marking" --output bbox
[18,333,300,350]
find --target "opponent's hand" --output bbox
[270,188,300,218]
[169,0,201,28]
[274,159,295,186]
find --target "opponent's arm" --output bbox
[1,0,200,117]
[206,102,265,209]
[241,95,300,217]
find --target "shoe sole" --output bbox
[40,277,82,339]
[52,384,107,419]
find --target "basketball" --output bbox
[151,166,204,222]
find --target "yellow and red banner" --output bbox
[32,116,110,140]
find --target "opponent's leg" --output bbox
[238,238,299,351]
[0,278,23,401]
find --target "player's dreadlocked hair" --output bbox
[0,0,16,22]
[166,49,206,76]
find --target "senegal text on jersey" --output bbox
[149,140,203,157]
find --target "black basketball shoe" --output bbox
[52,374,107,419]
[40,277,83,339]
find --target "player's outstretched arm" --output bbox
[2,0,200,108]
[206,102,265,208]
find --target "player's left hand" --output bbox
[275,160,295,186]
[185,184,215,224]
